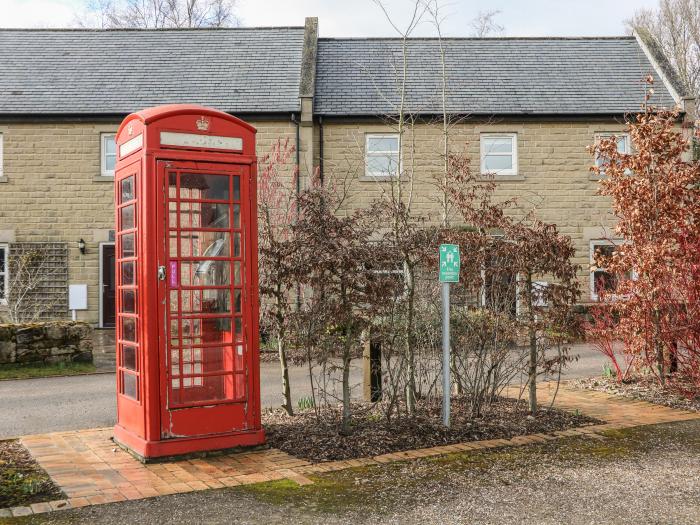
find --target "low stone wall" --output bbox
[0,322,93,365]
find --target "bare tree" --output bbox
[75,0,239,28]
[258,140,299,416]
[371,0,430,415]
[424,0,453,228]
[627,0,700,98]
[470,9,504,38]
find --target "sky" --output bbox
[0,0,660,36]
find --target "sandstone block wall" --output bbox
[0,119,296,324]
[320,118,625,302]
[0,115,632,322]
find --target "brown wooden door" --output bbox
[102,244,116,327]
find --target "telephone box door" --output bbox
[158,160,252,438]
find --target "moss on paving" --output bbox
[237,471,380,513]
[0,362,96,381]
[234,420,700,517]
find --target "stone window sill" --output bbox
[0,175,8,183]
[358,175,403,182]
[93,175,115,183]
[478,174,525,182]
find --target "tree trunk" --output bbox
[341,341,352,434]
[669,340,679,375]
[404,259,417,414]
[528,326,537,414]
[277,334,294,416]
[452,352,463,395]
[526,273,538,414]
[653,307,665,384]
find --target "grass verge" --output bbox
[0,362,96,381]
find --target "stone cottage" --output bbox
[0,17,692,330]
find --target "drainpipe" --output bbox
[291,112,302,310]
[291,112,301,209]
[319,116,324,184]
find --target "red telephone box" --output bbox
[112,104,265,460]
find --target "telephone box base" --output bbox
[113,424,266,463]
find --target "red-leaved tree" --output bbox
[588,79,700,394]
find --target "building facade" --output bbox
[0,18,692,326]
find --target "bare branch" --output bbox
[73,0,240,28]
[470,9,504,38]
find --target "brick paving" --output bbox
[6,382,700,518]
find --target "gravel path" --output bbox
[10,419,700,525]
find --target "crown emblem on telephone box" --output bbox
[196,116,210,131]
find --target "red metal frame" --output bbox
[113,105,264,460]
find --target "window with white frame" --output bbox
[101,133,117,177]
[590,240,632,300]
[365,134,400,177]
[480,133,518,176]
[594,133,630,174]
[0,244,8,303]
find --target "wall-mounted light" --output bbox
[78,238,86,255]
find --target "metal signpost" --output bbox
[439,244,460,427]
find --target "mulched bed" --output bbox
[573,376,700,413]
[0,440,64,508]
[263,396,601,462]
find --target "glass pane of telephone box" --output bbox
[121,371,138,400]
[180,232,230,258]
[179,202,229,229]
[178,289,231,314]
[121,261,135,285]
[180,261,230,287]
[179,173,229,200]
[178,318,232,345]
[120,176,135,203]
[121,205,135,230]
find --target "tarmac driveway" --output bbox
[0,344,605,439]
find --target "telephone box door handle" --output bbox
[158,265,166,281]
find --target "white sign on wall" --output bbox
[68,284,88,311]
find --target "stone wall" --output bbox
[0,114,643,314]
[0,321,93,365]
[320,118,626,302]
[0,119,296,324]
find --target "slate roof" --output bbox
[314,37,679,116]
[0,27,305,115]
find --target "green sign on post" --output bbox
[439,244,460,283]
